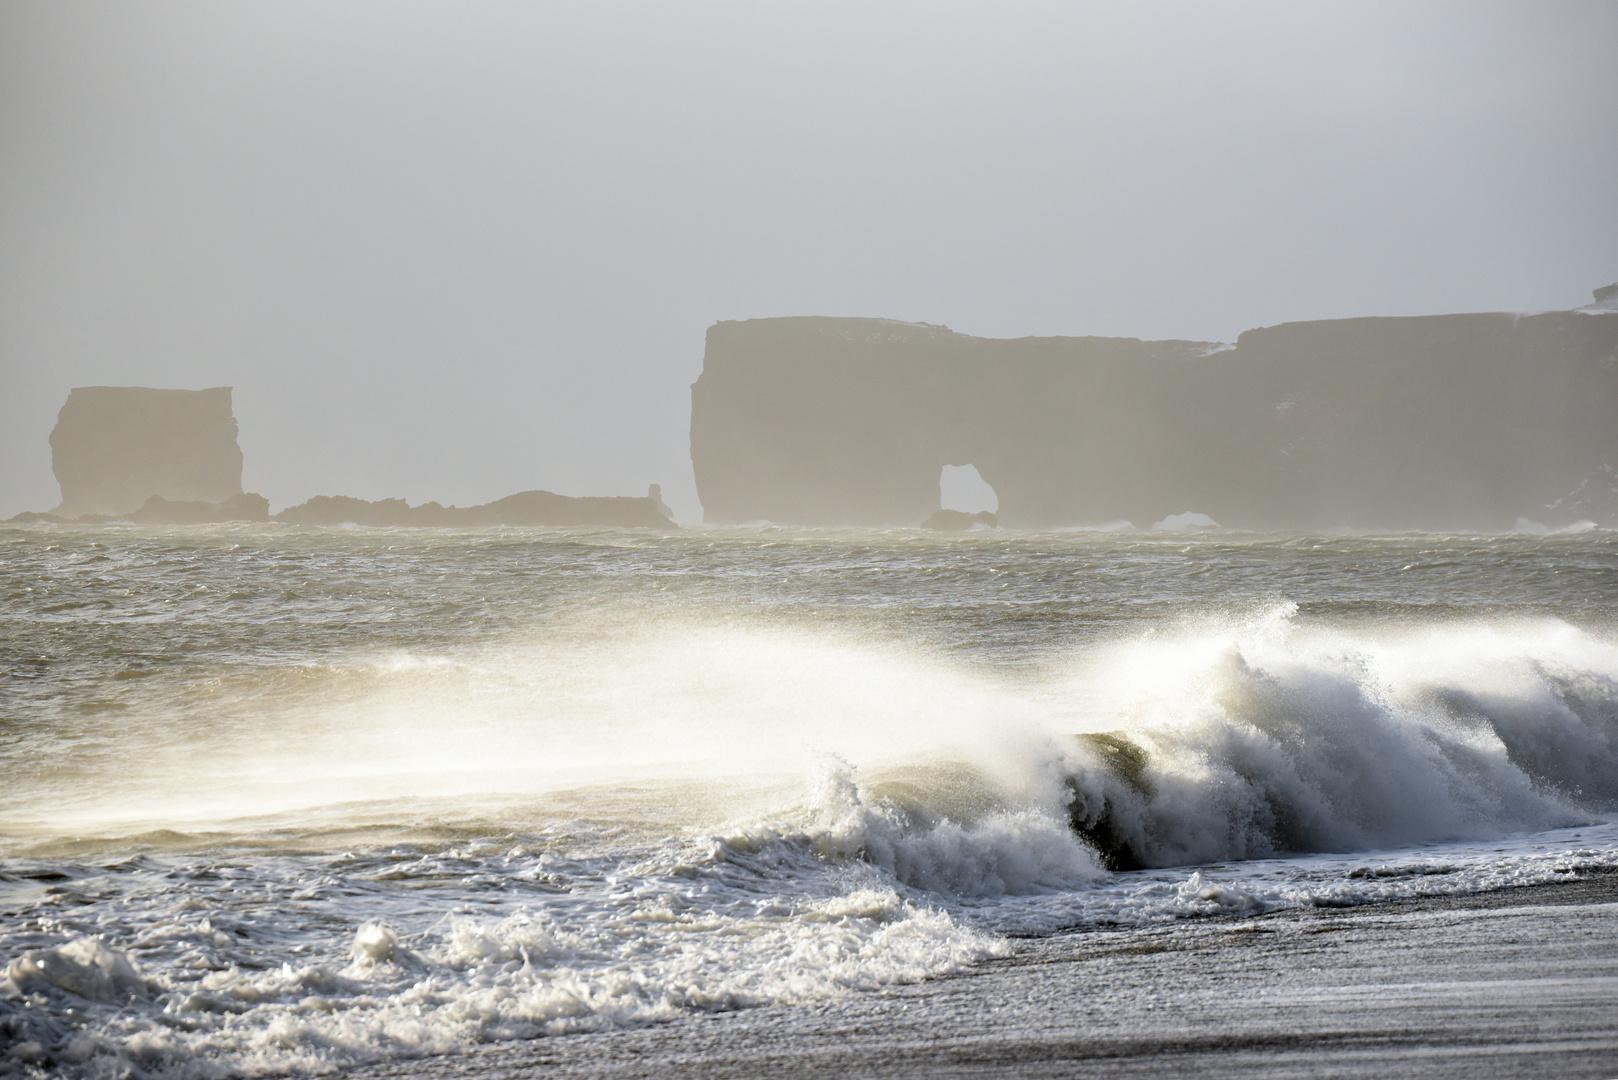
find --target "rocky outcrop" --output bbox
[130,493,270,525]
[690,311,1618,530]
[26,383,676,529]
[49,387,243,517]
[274,490,675,528]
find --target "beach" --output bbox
[348,875,1618,1079]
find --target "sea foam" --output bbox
[1052,608,1618,867]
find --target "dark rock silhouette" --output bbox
[24,384,676,529]
[50,386,243,517]
[6,488,671,529]
[274,490,674,528]
[923,509,998,531]
[690,311,1618,530]
[648,484,674,520]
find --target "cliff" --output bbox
[275,489,674,528]
[49,386,244,517]
[689,310,1618,530]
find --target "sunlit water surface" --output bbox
[3,524,1616,1076]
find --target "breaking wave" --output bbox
[1054,608,1618,867]
[6,606,1618,1076]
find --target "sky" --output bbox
[2,1,1615,520]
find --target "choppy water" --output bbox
[3,523,1617,1077]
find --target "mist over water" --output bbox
[7,526,1616,844]
[5,4,1617,520]
[4,2,1616,1072]
[3,524,1617,1075]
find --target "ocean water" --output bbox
[2,524,1616,1077]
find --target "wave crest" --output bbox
[1059,614,1618,868]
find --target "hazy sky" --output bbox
[3,1,1615,520]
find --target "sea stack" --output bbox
[49,386,244,517]
[689,310,1618,531]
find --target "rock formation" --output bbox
[130,493,270,525]
[648,484,674,520]
[689,309,1618,530]
[49,386,244,517]
[25,384,675,530]
[274,490,675,528]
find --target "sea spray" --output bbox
[1052,608,1615,867]
[6,525,1618,1077]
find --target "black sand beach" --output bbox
[346,875,1618,1080]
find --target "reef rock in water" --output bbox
[689,307,1618,530]
[275,489,675,527]
[49,386,244,517]
[129,493,270,524]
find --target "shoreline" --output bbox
[341,872,1618,1079]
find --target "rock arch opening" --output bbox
[939,464,998,515]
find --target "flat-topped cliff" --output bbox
[689,308,1618,530]
[49,386,245,517]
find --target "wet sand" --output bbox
[346,875,1618,1080]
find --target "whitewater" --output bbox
[2,524,1616,1077]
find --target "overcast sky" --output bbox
[2,1,1615,519]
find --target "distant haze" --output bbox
[2,1,1615,520]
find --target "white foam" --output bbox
[1052,608,1618,866]
[979,820,1618,935]
[1514,517,1601,534]
[1,878,1003,1077]
[724,763,1104,897]
[10,596,1618,1076]
[3,939,153,1004]
[1150,511,1219,532]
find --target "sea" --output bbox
[2,523,1616,1077]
